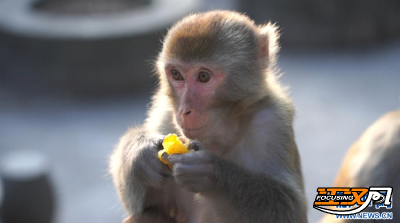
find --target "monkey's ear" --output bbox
[258,23,280,66]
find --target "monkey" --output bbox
[321,108,400,223]
[110,10,308,223]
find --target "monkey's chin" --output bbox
[181,126,207,139]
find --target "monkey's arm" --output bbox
[169,151,307,223]
[111,126,182,223]
[110,94,180,222]
[213,158,307,223]
[110,127,174,214]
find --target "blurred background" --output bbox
[0,0,399,222]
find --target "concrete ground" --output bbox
[0,42,399,223]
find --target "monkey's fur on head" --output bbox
[111,10,307,223]
[157,11,287,110]
[162,11,279,66]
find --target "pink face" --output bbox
[165,62,225,139]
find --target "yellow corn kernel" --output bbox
[158,134,189,167]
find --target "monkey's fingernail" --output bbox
[162,152,169,160]
[154,138,165,149]
[189,142,200,151]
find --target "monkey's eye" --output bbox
[171,69,183,81]
[198,71,211,83]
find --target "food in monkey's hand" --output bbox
[158,134,189,168]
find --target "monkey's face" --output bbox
[165,61,226,139]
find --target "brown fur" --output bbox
[321,108,400,223]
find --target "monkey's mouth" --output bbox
[182,126,207,131]
[181,126,207,138]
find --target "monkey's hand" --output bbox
[129,135,173,189]
[168,142,217,193]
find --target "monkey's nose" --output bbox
[184,110,191,115]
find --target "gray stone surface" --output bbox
[1,42,399,223]
[0,0,203,96]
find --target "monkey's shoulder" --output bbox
[249,105,293,132]
[226,106,296,172]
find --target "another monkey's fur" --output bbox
[321,109,400,223]
[110,10,308,223]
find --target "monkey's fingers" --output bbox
[169,151,215,165]
[162,152,169,161]
[188,141,205,151]
[173,163,213,177]
[168,153,200,164]
[153,137,165,150]
[158,151,173,169]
